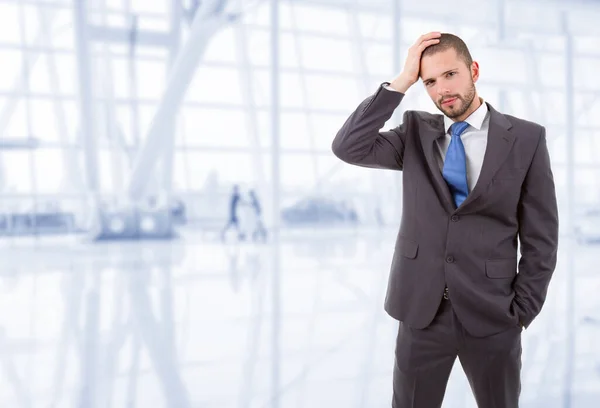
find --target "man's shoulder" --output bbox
[403,108,546,136]
[504,114,543,128]
[501,113,545,134]
[404,109,443,124]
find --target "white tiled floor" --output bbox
[0,227,598,407]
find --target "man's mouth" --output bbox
[441,97,458,106]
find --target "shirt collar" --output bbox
[443,97,488,134]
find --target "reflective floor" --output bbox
[0,227,598,407]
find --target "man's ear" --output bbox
[471,61,480,83]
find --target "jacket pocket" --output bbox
[396,236,418,259]
[485,258,517,279]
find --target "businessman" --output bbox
[331,32,559,408]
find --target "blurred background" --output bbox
[0,0,599,406]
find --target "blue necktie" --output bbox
[443,121,470,207]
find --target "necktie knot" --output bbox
[450,121,469,137]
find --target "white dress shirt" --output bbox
[384,84,490,192]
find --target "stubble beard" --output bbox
[437,82,476,119]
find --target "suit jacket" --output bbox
[331,82,559,337]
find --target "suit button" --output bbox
[446,256,454,263]
[451,215,459,222]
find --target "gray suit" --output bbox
[332,83,559,407]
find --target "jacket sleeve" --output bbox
[513,126,559,328]
[331,83,411,171]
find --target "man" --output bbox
[331,32,559,408]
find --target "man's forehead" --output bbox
[420,52,463,80]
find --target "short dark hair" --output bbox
[421,33,473,68]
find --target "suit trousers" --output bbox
[392,297,522,408]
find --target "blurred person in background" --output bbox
[221,184,245,241]
[248,189,267,242]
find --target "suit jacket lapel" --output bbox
[420,116,456,213]
[419,102,515,214]
[457,103,514,212]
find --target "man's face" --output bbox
[419,48,478,119]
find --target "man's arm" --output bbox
[331,32,441,170]
[513,126,559,329]
[331,83,410,170]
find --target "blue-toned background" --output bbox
[0,0,598,406]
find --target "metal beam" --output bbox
[0,9,57,139]
[0,335,33,408]
[234,13,268,203]
[38,6,86,192]
[0,138,39,149]
[562,11,576,408]
[289,2,320,188]
[88,25,172,47]
[159,0,184,194]
[294,0,600,25]
[269,0,281,408]
[97,0,130,193]
[126,4,233,200]
[127,15,142,157]
[73,0,99,193]
[77,272,101,408]
[128,265,191,407]
[496,0,508,112]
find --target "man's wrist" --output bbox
[388,76,412,93]
[383,83,401,92]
